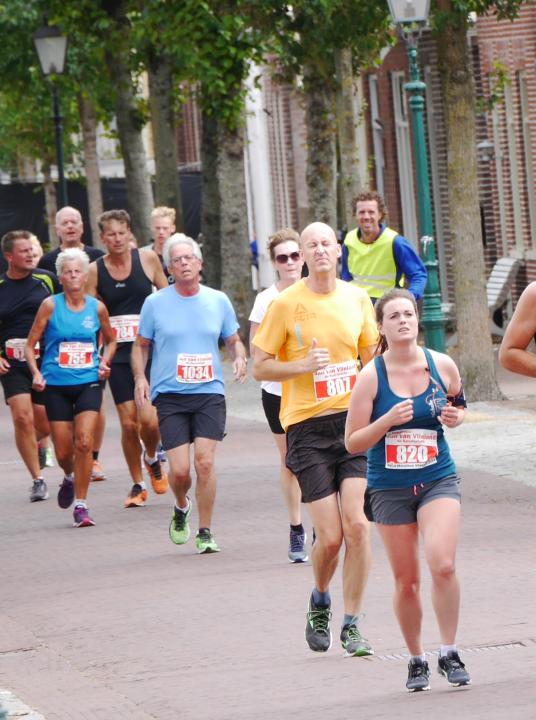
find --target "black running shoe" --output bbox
[305,594,332,652]
[406,658,431,692]
[57,476,75,509]
[437,651,471,686]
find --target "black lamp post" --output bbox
[32,26,69,209]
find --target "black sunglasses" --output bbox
[275,251,300,264]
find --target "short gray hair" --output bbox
[163,233,202,268]
[55,247,90,276]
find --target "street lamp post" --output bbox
[32,26,69,209]
[386,0,446,352]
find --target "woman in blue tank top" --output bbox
[25,248,116,528]
[345,288,471,693]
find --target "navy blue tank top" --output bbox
[41,294,100,386]
[367,347,457,490]
[96,249,153,363]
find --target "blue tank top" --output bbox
[367,347,456,490]
[41,294,100,386]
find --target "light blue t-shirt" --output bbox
[138,284,239,401]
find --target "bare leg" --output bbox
[306,493,343,592]
[115,401,143,484]
[49,421,75,477]
[93,406,106,453]
[418,498,461,645]
[8,394,41,478]
[193,437,219,528]
[376,522,423,655]
[166,443,192,507]
[272,433,301,525]
[138,402,160,458]
[73,411,99,500]
[33,403,50,440]
[339,476,371,616]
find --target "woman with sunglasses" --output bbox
[345,288,471,692]
[249,229,307,563]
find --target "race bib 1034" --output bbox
[176,353,214,384]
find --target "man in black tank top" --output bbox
[0,230,60,502]
[87,210,169,508]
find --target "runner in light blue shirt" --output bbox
[138,283,239,401]
[132,233,247,555]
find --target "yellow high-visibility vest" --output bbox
[343,226,402,299]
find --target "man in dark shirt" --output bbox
[0,230,60,501]
[38,206,104,273]
[39,206,107,481]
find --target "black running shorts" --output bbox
[108,360,151,406]
[1,365,45,406]
[154,392,226,451]
[286,411,367,503]
[261,389,284,435]
[44,382,103,422]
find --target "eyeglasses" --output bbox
[170,254,197,265]
[275,251,300,264]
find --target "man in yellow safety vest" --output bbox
[341,190,427,304]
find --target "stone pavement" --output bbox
[1,358,536,719]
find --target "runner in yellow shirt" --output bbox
[252,221,378,656]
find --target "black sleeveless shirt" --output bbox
[96,249,153,363]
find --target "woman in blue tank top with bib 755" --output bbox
[345,288,471,693]
[25,248,116,529]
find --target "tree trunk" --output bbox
[43,163,58,249]
[335,48,361,231]
[303,63,338,229]
[78,95,104,247]
[200,107,252,335]
[148,53,184,229]
[435,4,502,400]
[200,110,222,290]
[105,51,154,245]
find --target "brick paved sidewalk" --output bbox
[1,362,535,719]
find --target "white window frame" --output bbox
[504,81,524,250]
[368,74,385,197]
[518,71,536,248]
[391,71,419,247]
[492,105,508,256]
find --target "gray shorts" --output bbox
[368,474,461,525]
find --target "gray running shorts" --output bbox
[368,474,461,525]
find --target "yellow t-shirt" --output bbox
[252,279,378,430]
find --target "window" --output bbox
[391,72,418,246]
[518,71,536,247]
[368,74,385,197]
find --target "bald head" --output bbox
[299,221,340,278]
[300,222,336,246]
[55,206,84,247]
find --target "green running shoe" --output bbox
[340,621,374,657]
[305,595,332,652]
[169,501,191,545]
[195,528,220,554]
